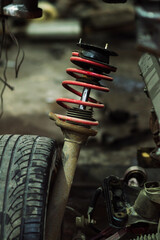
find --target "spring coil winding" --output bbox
[56,42,118,126]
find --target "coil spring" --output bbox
[56,42,118,127]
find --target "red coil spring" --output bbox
[56,48,117,126]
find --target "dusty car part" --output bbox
[139,53,160,166]
[46,115,97,240]
[136,1,160,56]
[54,41,117,126]
[123,166,147,187]
[103,176,160,227]
[87,174,159,239]
[47,42,117,240]
[127,183,160,229]
[0,134,58,240]
[103,176,130,228]
[138,54,160,121]
[139,53,160,148]
[0,0,42,18]
[133,182,160,222]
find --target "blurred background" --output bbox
[0,1,156,238]
[0,0,153,161]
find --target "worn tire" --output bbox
[0,135,58,240]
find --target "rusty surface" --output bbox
[46,115,97,240]
[49,112,97,137]
[133,182,160,221]
[127,181,160,226]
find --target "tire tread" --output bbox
[0,134,57,240]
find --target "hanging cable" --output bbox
[0,16,25,118]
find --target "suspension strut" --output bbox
[54,41,117,126]
[47,42,117,240]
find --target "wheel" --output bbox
[0,134,58,240]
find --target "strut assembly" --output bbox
[53,41,117,126]
[48,42,117,240]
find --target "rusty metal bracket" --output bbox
[49,112,97,137]
[127,181,160,226]
[46,113,97,240]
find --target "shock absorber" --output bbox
[47,42,117,240]
[55,41,118,126]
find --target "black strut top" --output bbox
[77,42,118,65]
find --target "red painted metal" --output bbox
[56,51,115,126]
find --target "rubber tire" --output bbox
[0,135,58,240]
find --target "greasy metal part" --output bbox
[103,176,129,228]
[127,181,160,226]
[79,88,91,110]
[55,41,117,126]
[127,178,139,187]
[123,166,147,187]
[48,42,116,239]
[46,114,97,240]
[49,112,97,136]
[103,174,159,231]
[136,4,160,56]
[0,0,42,18]
[145,182,160,205]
